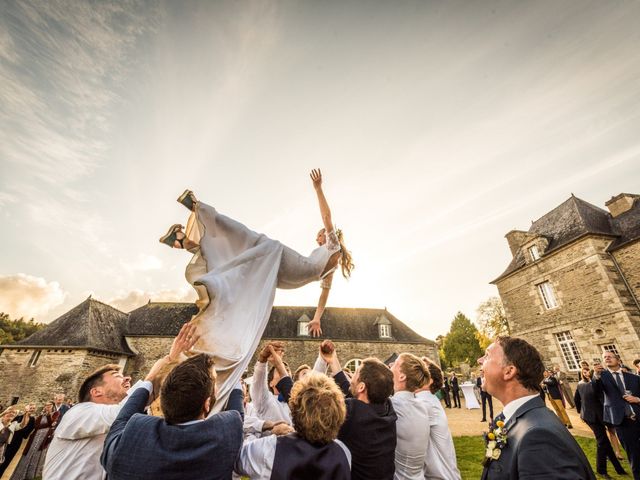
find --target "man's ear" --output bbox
[90,386,103,399]
[357,381,366,395]
[503,365,517,382]
[203,397,211,416]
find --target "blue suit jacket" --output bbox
[592,370,640,426]
[481,396,595,480]
[101,387,243,480]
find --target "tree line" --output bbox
[0,312,46,344]
[437,296,509,369]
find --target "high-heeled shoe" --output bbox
[177,190,197,211]
[159,224,185,248]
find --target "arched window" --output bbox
[344,358,362,374]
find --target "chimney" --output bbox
[605,193,639,218]
[505,230,529,256]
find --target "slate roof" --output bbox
[493,194,640,282]
[13,297,134,355]
[125,302,432,344]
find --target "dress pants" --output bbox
[585,420,624,475]
[452,389,461,408]
[549,398,572,427]
[442,389,451,408]
[481,392,493,421]
[615,417,640,480]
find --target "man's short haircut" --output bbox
[633,358,640,367]
[289,372,345,445]
[78,364,121,403]
[423,357,443,394]
[161,354,216,425]
[267,361,290,393]
[496,336,544,391]
[293,364,310,382]
[358,357,394,403]
[399,353,430,392]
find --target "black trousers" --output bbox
[585,420,624,475]
[452,389,461,408]
[481,392,493,420]
[615,417,640,480]
[442,389,451,408]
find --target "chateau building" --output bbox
[492,193,640,373]
[0,298,436,405]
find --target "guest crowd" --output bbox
[1,323,640,480]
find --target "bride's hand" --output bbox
[310,169,323,190]
[307,319,323,337]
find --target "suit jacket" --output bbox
[101,387,243,480]
[592,369,640,426]
[481,396,595,480]
[574,381,604,424]
[451,377,459,391]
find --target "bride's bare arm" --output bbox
[310,169,334,233]
[308,285,330,338]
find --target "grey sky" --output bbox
[1,0,639,339]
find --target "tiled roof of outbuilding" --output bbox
[15,297,134,355]
[124,303,432,344]
[493,194,640,282]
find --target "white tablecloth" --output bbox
[460,383,481,409]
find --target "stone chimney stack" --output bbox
[605,193,640,218]
[505,230,529,256]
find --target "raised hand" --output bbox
[307,319,323,338]
[259,341,285,363]
[310,169,323,190]
[319,340,335,363]
[169,322,199,362]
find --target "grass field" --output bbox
[454,435,630,479]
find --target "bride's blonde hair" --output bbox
[335,229,354,279]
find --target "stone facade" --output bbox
[0,347,126,406]
[492,194,640,375]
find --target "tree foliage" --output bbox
[0,312,45,344]
[442,312,483,366]
[476,296,510,338]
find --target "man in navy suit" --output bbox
[478,336,594,480]
[101,333,244,480]
[593,351,640,480]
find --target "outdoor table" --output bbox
[460,382,481,409]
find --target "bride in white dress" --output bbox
[159,169,354,411]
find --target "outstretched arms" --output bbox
[308,279,332,337]
[310,169,334,234]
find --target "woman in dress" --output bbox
[10,402,57,480]
[159,169,353,412]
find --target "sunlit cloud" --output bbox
[0,273,67,320]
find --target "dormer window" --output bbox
[375,315,393,339]
[297,314,311,336]
[379,324,391,338]
[528,245,540,261]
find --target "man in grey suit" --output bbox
[478,336,595,480]
[101,352,244,480]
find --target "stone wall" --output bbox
[122,336,439,381]
[0,348,127,406]
[613,241,640,309]
[495,236,640,371]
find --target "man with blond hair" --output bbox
[236,371,351,479]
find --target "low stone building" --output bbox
[0,298,436,405]
[492,193,640,374]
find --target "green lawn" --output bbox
[454,436,629,479]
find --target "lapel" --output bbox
[504,396,544,431]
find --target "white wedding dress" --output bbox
[184,201,340,412]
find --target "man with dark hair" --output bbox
[478,336,595,480]
[477,372,494,423]
[442,376,452,408]
[316,340,397,480]
[543,370,573,428]
[593,350,640,479]
[450,372,461,408]
[44,323,196,480]
[633,358,640,376]
[101,351,244,480]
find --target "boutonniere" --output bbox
[482,419,508,466]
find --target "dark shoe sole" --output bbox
[159,224,182,247]
[177,189,196,211]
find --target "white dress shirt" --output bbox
[235,434,351,480]
[501,393,540,424]
[43,380,151,480]
[391,390,431,480]
[415,390,461,480]
[249,361,292,424]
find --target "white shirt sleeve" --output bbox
[313,355,328,374]
[250,362,273,418]
[235,434,277,480]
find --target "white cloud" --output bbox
[0,273,67,320]
[108,287,197,313]
[121,254,163,273]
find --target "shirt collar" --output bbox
[502,394,540,423]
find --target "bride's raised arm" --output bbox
[310,169,334,233]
